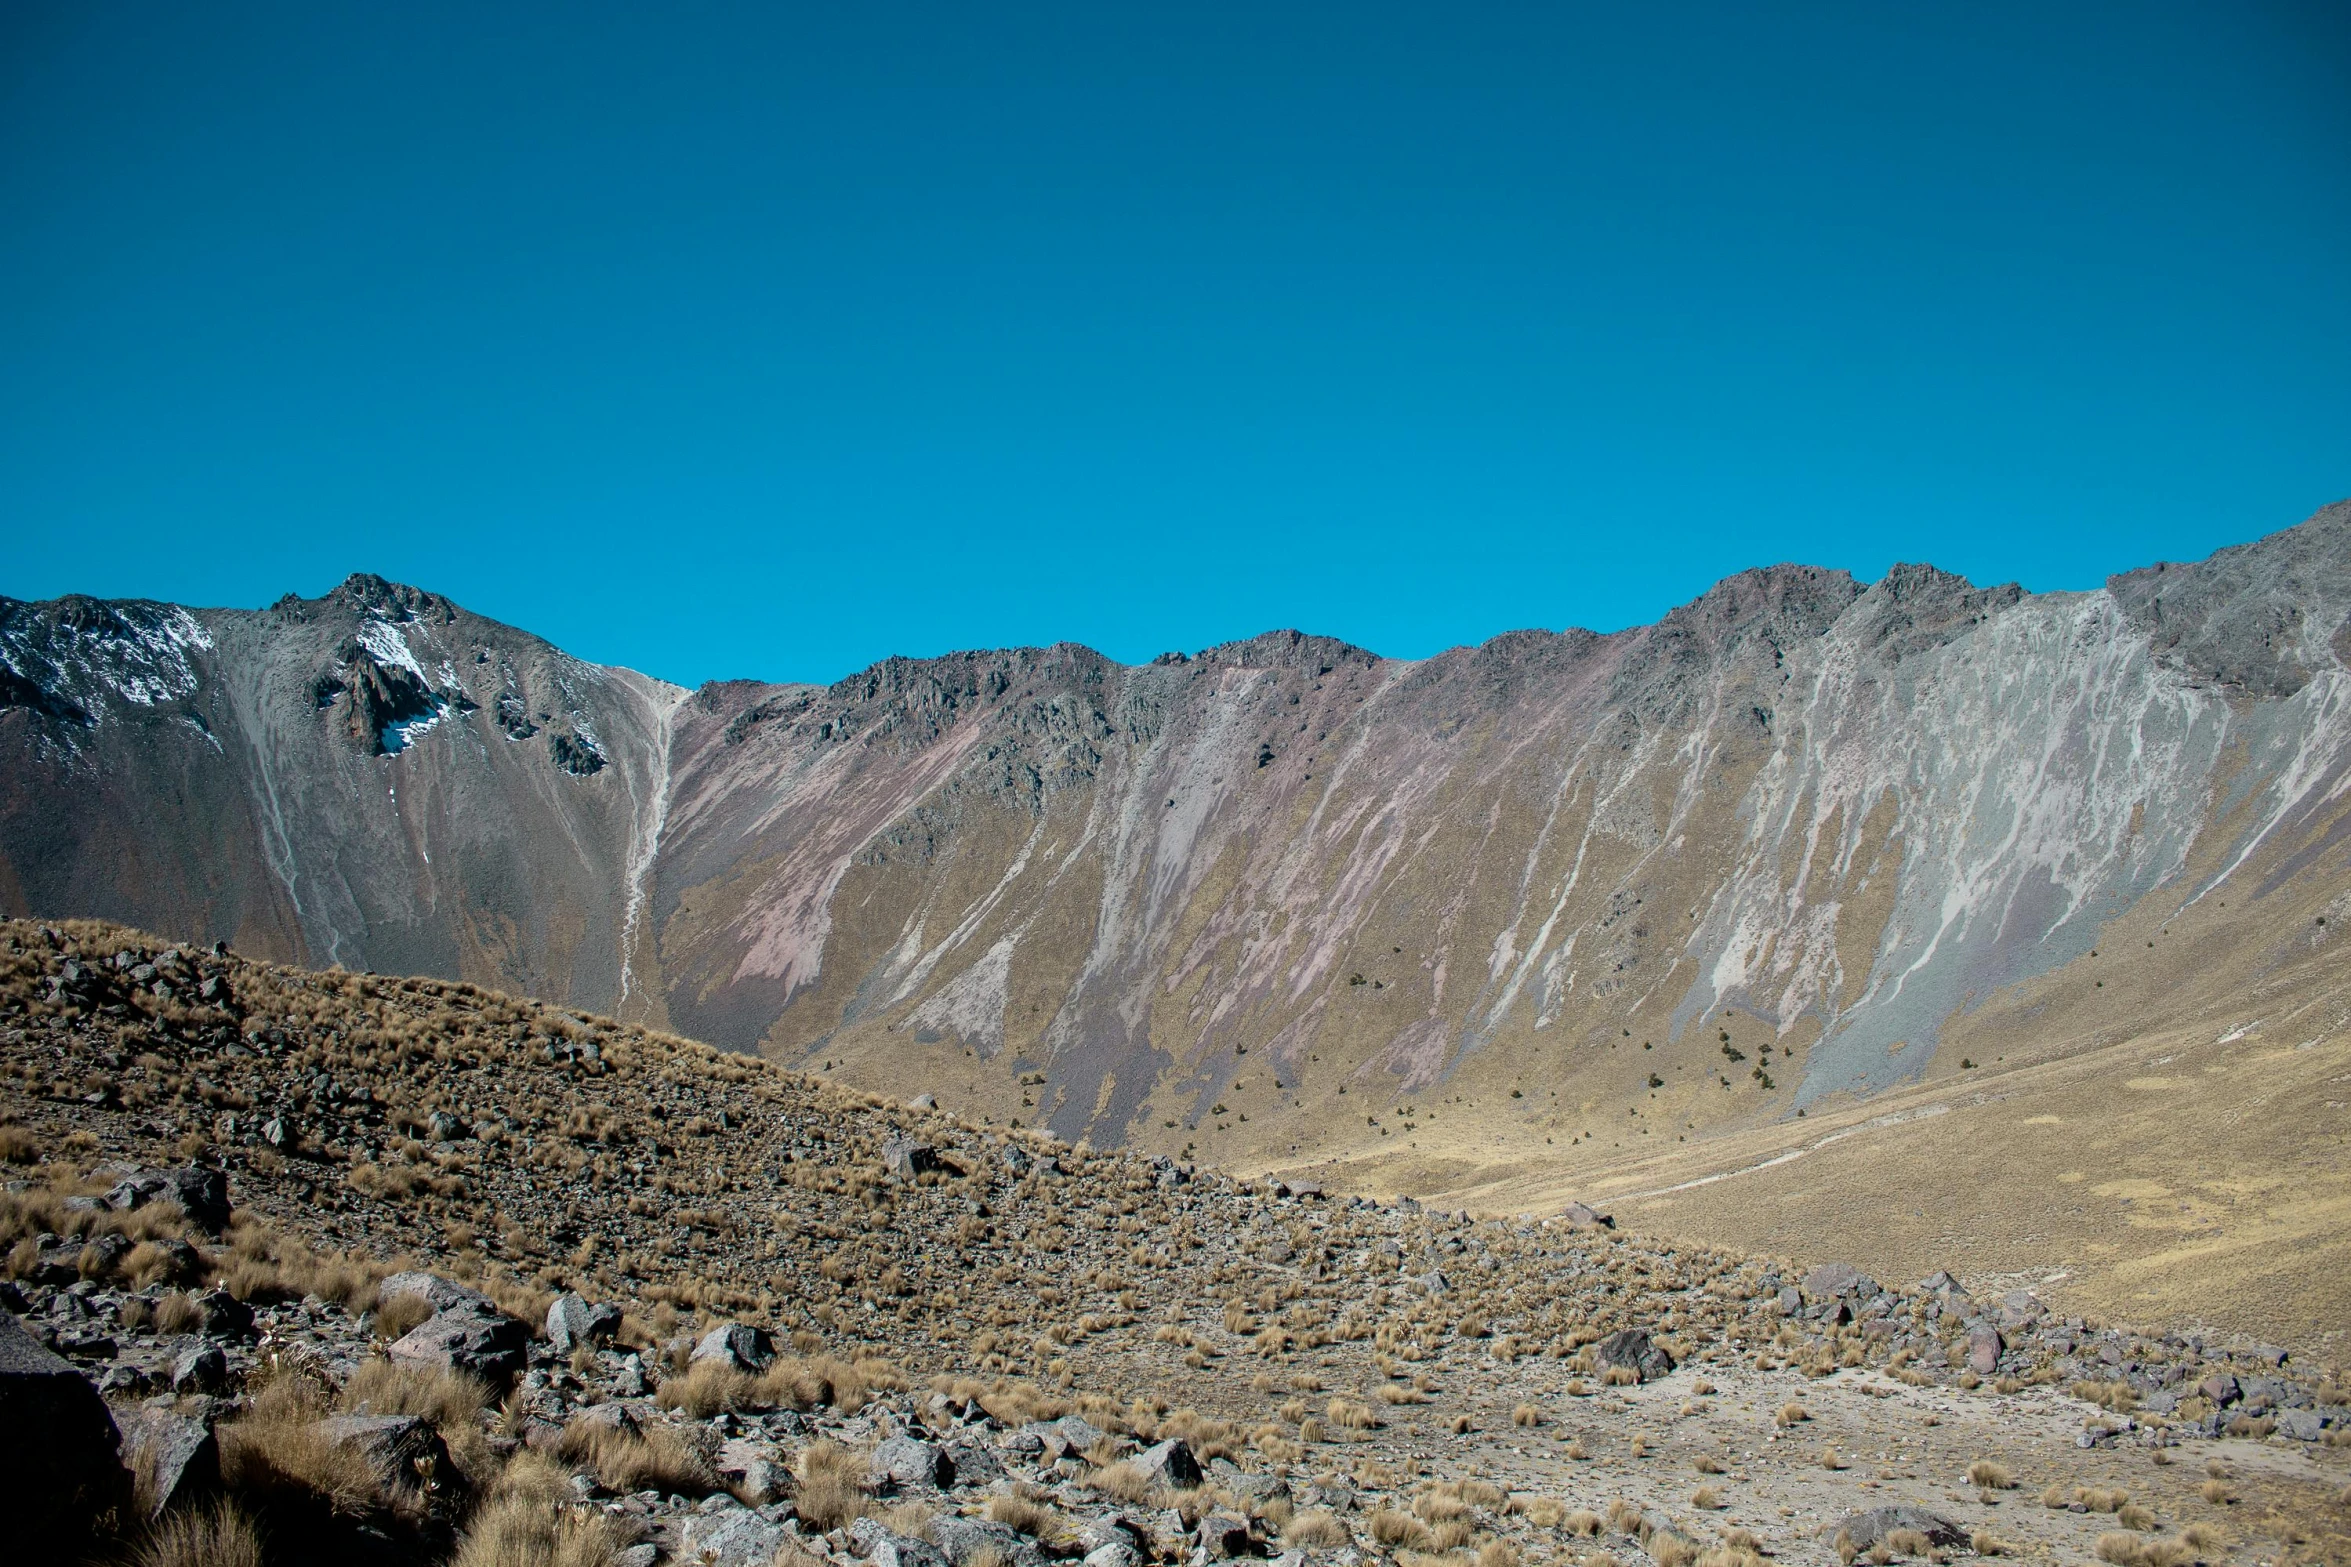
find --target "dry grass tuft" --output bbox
[217,1377,387,1517]
[794,1439,871,1531]
[341,1359,489,1430]
[1283,1510,1349,1548]
[130,1501,266,1567]
[551,1415,717,1498]
[1512,1403,1541,1428]
[449,1497,618,1567]
[371,1292,436,1342]
[985,1495,1061,1540]
[1967,1459,2015,1489]
[1088,1461,1153,1504]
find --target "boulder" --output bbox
[192,1288,255,1340]
[933,1514,1046,1567]
[882,1139,942,1181]
[943,1436,1005,1487]
[871,1433,953,1488]
[1835,1507,1966,1556]
[1967,1326,2005,1376]
[1054,1413,1108,1455]
[1131,1436,1203,1491]
[544,1292,622,1352]
[854,1520,951,1567]
[907,1094,938,1112]
[692,1322,776,1374]
[79,1232,133,1278]
[377,1271,496,1315]
[104,1167,232,1233]
[715,1437,788,1503]
[319,1413,468,1509]
[569,1400,640,1437]
[679,1501,789,1567]
[1556,1202,1613,1230]
[1803,1262,1874,1301]
[1082,1545,1139,1567]
[1596,1327,1675,1383]
[172,1340,229,1394]
[124,1407,219,1517]
[0,1312,130,1554]
[389,1306,530,1383]
[2199,1372,2240,1407]
[1197,1513,1254,1558]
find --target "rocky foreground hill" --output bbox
[3,919,2346,1565]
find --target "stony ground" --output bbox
[3,919,2347,1567]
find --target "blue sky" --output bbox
[3,3,2346,688]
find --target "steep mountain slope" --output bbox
[3,506,2348,1246]
[0,574,685,1008]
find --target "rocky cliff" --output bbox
[6,506,2349,1170]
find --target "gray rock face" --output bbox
[882,1139,941,1181]
[1131,1436,1203,1491]
[870,1433,953,1489]
[681,1501,790,1566]
[692,1322,776,1374]
[854,1520,952,1567]
[1596,1327,1676,1382]
[714,1436,788,1503]
[389,1306,529,1383]
[104,1166,232,1233]
[1803,1262,1873,1301]
[124,1407,219,1516]
[544,1291,622,1352]
[1556,1201,1613,1229]
[1967,1325,2005,1375]
[172,1339,229,1393]
[378,1270,495,1314]
[933,1514,1046,1567]
[0,1311,129,1555]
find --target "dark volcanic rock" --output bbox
[1596,1327,1676,1383]
[389,1306,529,1383]
[0,1309,129,1555]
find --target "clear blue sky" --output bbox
[4,3,2346,688]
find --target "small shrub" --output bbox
[1967,1459,2014,1489]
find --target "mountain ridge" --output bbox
[4,505,2350,1308]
